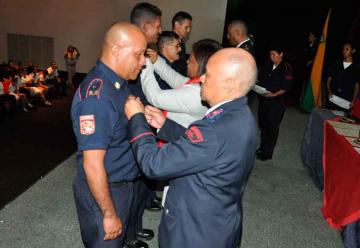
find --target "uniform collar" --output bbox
[236,38,251,48]
[96,60,127,89]
[206,97,248,115]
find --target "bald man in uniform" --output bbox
[71,23,146,248]
[124,48,258,248]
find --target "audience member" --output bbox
[46,61,66,98]
[2,75,34,111]
[18,69,52,106]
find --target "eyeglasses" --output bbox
[166,43,181,49]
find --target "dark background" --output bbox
[222,0,360,105]
[223,0,360,64]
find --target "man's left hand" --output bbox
[125,95,145,119]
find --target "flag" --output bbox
[301,10,331,112]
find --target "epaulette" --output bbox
[205,108,225,122]
[80,78,103,100]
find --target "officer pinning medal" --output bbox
[124,48,258,248]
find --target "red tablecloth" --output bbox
[322,121,360,229]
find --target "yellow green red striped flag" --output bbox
[301,10,331,112]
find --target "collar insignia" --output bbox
[206,108,224,122]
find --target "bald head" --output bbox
[102,23,145,55]
[101,22,147,80]
[213,48,257,90]
[200,48,257,106]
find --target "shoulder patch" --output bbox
[80,115,95,135]
[205,108,225,122]
[185,126,204,143]
[86,78,103,98]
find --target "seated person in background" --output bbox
[326,41,360,111]
[46,61,66,98]
[142,39,222,128]
[32,67,50,92]
[8,60,20,75]
[35,69,56,99]
[18,69,52,106]
[1,75,33,112]
[27,61,35,75]
[154,31,182,90]
[0,81,17,113]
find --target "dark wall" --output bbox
[223,0,360,65]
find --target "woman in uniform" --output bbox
[326,42,360,111]
[257,44,293,161]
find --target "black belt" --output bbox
[109,181,133,187]
[109,176,141,187]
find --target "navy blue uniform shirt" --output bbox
[71,60,139,183]
[259,60,293,100]
[328,61,360,101]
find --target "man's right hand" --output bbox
[103,215,123,240]
[145,105,165,129]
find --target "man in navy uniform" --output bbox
[129,2,162,104]
[71,23,146,248]
[171,11,193,76]
[126,3,163,248]
[124,48,258,248]
[227,20,256,59]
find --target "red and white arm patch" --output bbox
[185,126,204,143]
[80,115,95,135]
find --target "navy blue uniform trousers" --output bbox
[73,175,133,248]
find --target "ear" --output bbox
[175,21,182,30]
[352,49,356,54]
[142,22,149,33]
[111,44,120,57]
[223,78,234,94]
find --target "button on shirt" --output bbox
[71,60,139,183]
